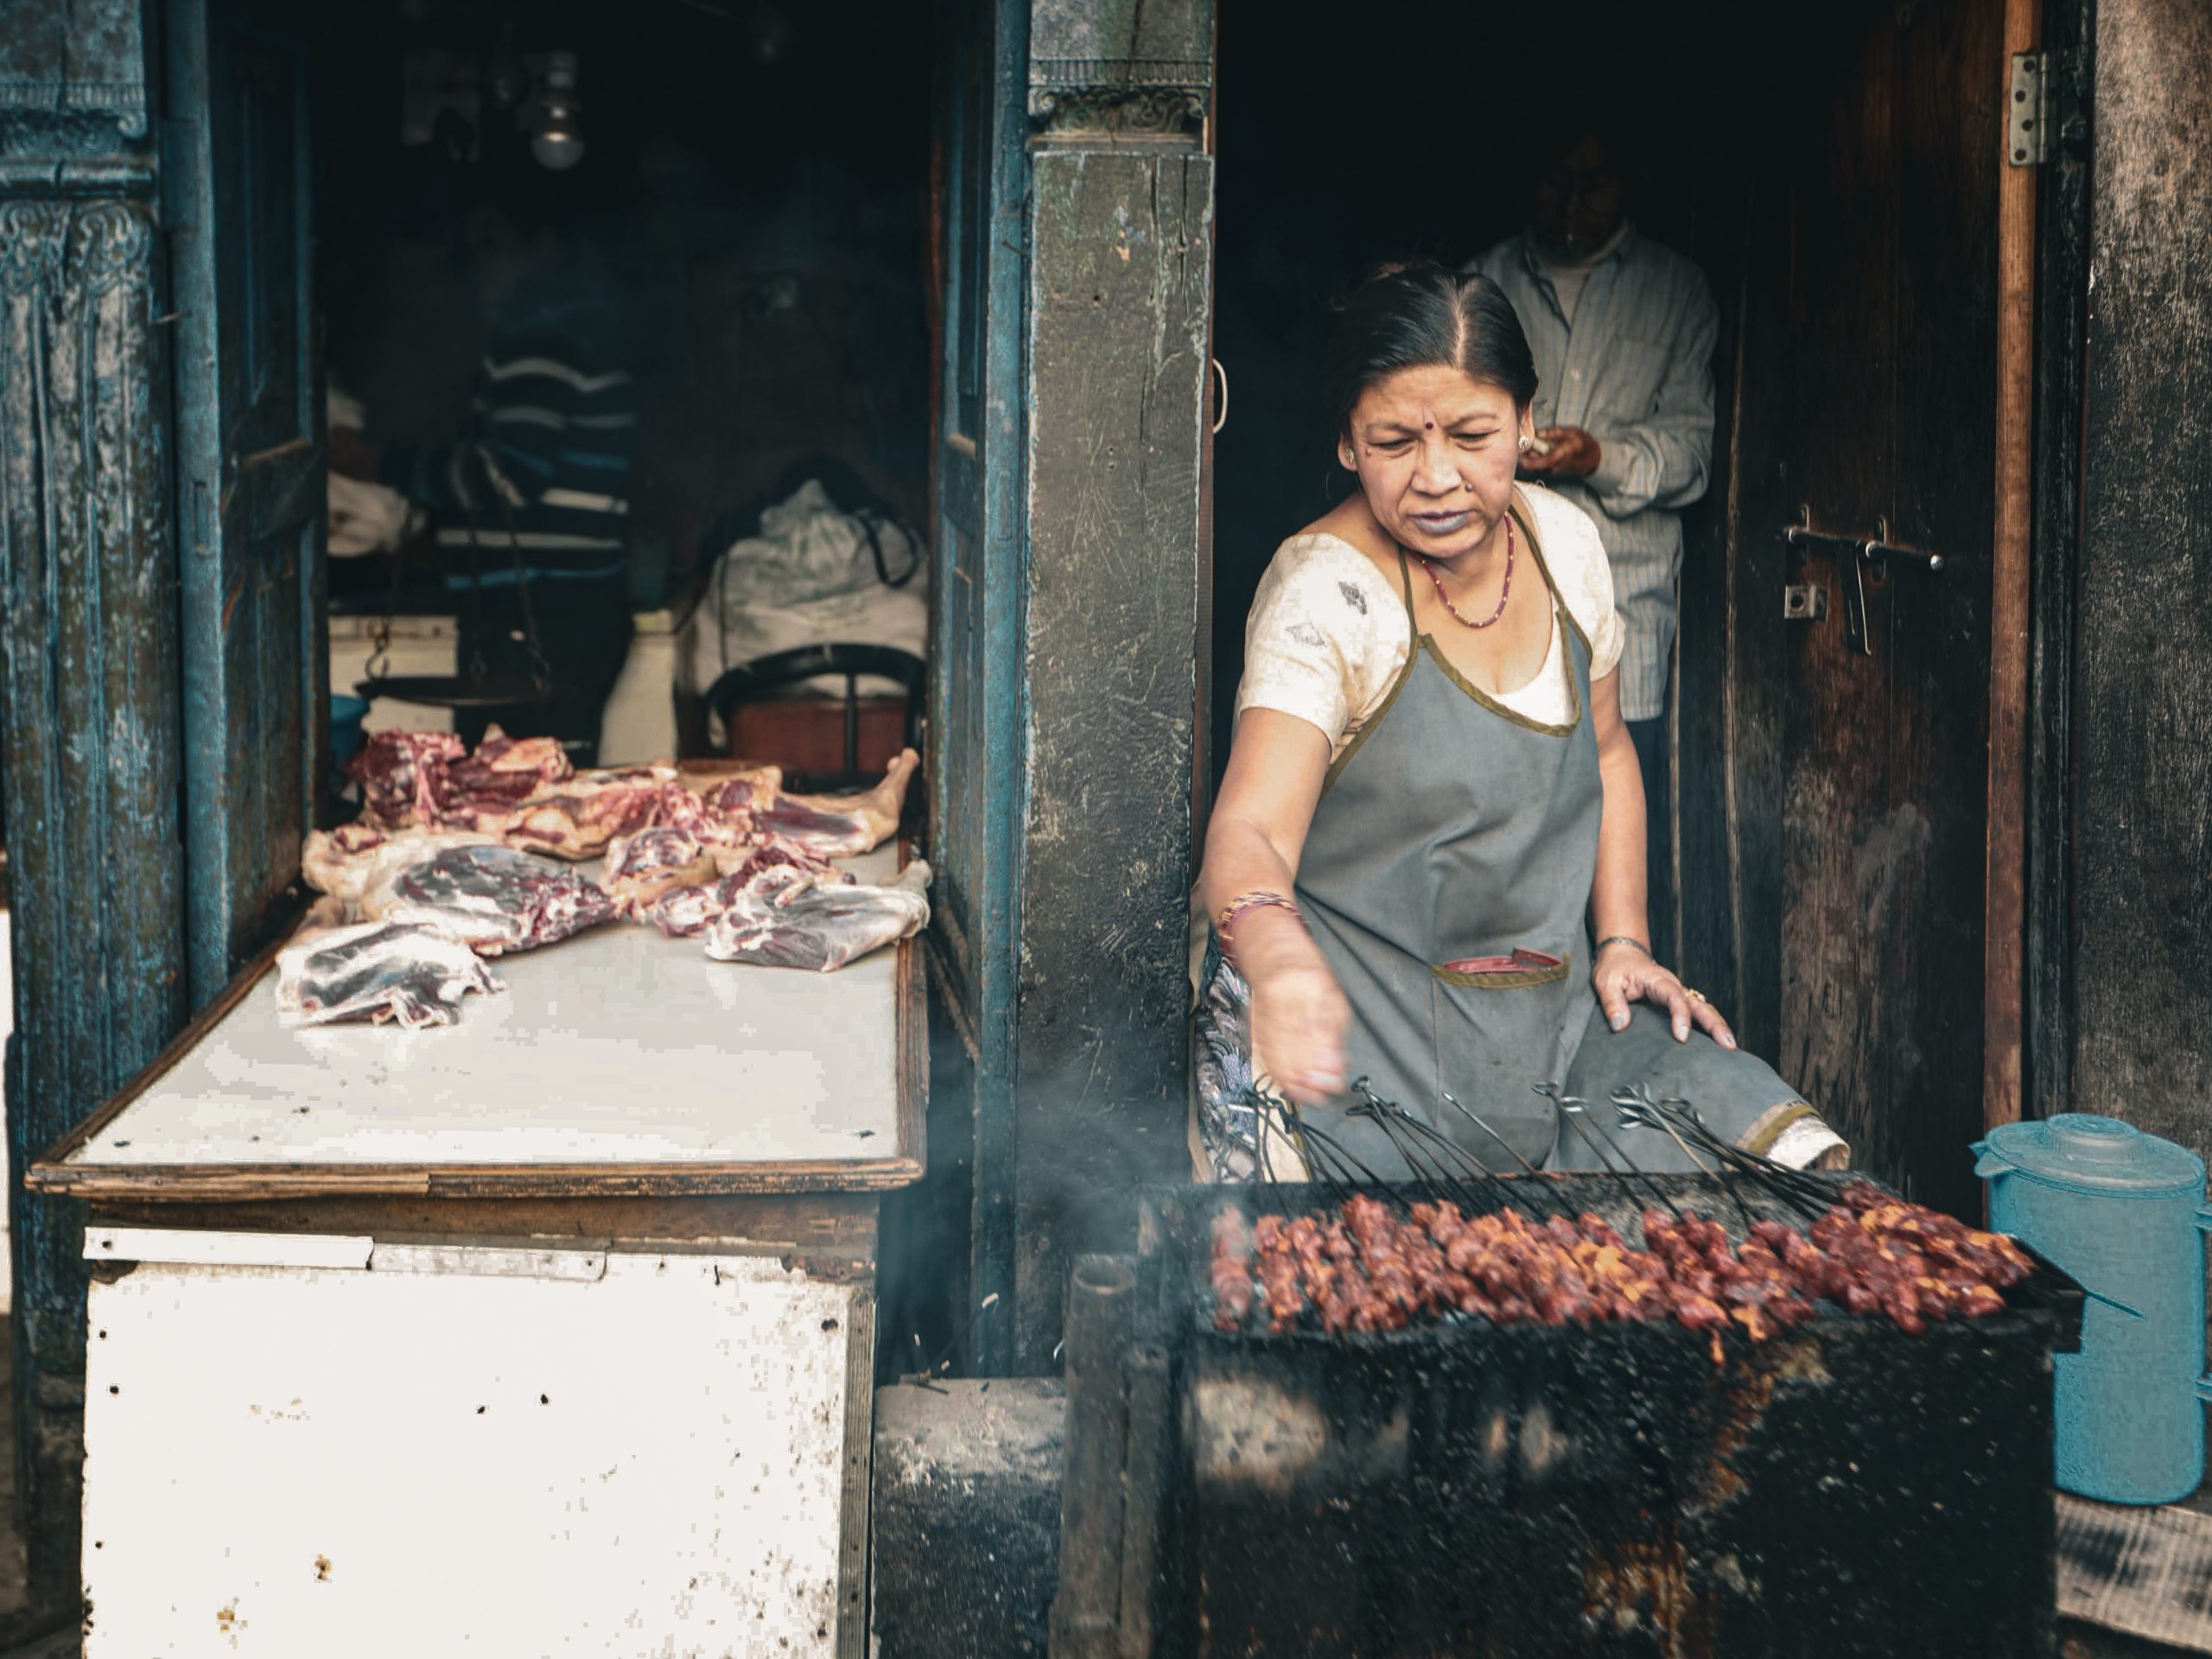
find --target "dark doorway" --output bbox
[1211,0,2012,1212]
[1727,1,2008,1218]
[321,0,935,613]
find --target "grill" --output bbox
[1077,1170,2084,1659]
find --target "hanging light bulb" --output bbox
[519,50,585,172]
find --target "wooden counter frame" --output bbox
[27,931,928,1204]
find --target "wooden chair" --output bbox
[706,644,925,792]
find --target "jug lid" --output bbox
[1979,1114,2207,1196]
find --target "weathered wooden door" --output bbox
[925,0,1028,1365]
[1730,0,2005,1215]
[166,0,324,1005]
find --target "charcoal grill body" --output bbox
[1137,1177,2084,1659]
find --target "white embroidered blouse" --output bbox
[1233,486,1626,761]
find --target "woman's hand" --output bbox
[1236,912,1351,1105]
[1593,940,1737,1049]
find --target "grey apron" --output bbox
[1291,497,1815,1179]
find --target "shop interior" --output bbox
[320,0,934,780]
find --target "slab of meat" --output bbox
[702,861,931,971]
[602,826,718,915]
[695,748,919,860]
[345,731,466,829]
[639,842,847,938]
[275,921,501,1028]
[501,766,698,860]
[424,728,573,830]
[360,842,619,956]
[343,725,574,836]
[301,823,505,906]
[704,833,842,881]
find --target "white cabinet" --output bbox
[83,1236,868,1658]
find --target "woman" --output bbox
[1193,264,1842,1181]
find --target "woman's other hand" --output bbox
[1237,910,1351,1105]
[1593,939,1737,1049]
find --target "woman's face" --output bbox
[1340,365,1530,561]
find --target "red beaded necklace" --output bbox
[1414,515,1515,630]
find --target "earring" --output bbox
[1518,435,1533,452]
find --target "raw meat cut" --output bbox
[641,841,848,938]
[360,842,618,956]
[345,731,465,829]
[639,877,740,940]
[702,861,931,971]
[275,921,501,1029]
[695,748,919,859]
[704,833,841,881]
[500,766,693,859]
[602,826,717,915]
[343,725,572,835]
[425,728,573,830]
[301,824,504,906]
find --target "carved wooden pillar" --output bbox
[0,0,188,1619]
[1008,0,1212,1368]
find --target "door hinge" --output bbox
[2008,52,2050,168]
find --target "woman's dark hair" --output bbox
[1321,262,1538,441]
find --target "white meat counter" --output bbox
[27,844,925,1659]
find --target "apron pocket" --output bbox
[1433,947,1570,989]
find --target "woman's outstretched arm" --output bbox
[1199,709,1351,1103]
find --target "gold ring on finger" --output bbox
[1685,988,1707,1004]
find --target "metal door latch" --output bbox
[1783,509,1946,656]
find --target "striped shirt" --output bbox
[1466,226,1719,721]
[383,273,636,589]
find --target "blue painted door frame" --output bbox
[165,0,325,1006]
[0,0,187,1620]
[928,0,1029,1376]
[0,0,321,1618]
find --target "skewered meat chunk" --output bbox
[1211,1211,1255,1332]
[1252,1214,1308,1332]
[1206,1185,2032,1343]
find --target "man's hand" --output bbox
[327,424,381,482]
[1521,426,1602,480]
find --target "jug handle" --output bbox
[2197,1208,2211,1402]
[1972,1142,2008,1180]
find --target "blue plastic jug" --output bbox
[1974,1114,2211,1504]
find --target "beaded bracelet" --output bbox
[1215,890,1305,966]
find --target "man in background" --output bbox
[1468,126,1719,964]
[330,168,636,760]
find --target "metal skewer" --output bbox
[1439,1090,1573,1218]
[1610,1084,1757,1236]
[1536,1081,1688,1224]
